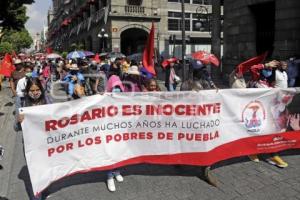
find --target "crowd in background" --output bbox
[0,52,300,200]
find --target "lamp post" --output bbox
[211,0,221,72]
[98,28,109,53]
[194,3,221,80]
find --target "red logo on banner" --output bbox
[242,101,266,133]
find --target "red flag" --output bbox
[46,47,53,54]
[142,22,156,75]
[0,53,16,77]
[93,53,101,63]
[236,52,268,76]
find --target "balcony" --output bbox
[68,8,105,38]
[110,5,159,18]
[125,5,145,14]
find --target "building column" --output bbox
[211,0,221,78]
[111,37,120,52]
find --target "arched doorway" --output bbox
[120,28,148,56]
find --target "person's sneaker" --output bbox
[115,173,124,182]
[107,177,116,192]
[203,167,217,187]
[248,155,259,162]
[267,155,288,168]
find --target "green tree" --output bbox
[1,29,33,52]
[0,42,13,55]
[0,0,34,31]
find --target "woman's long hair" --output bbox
[24,77,46,106]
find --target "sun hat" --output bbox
[14,59,22,65]
[127,65,140,75]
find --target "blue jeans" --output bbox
[14,96,23,131]
[288,78,296,87]
[168,83,176,91]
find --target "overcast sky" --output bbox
[25,0,52,37]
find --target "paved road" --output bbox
[1,80,300,200]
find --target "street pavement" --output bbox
[1,80,300,200]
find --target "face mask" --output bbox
[262,69,272,78]
[112,87,121,93]
[28,90,42,100]
[70,70,77,75]
[25,72,32,77]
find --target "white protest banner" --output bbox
[21,88,300,196]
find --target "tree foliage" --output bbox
[0,42,13,54]
[0,0,34,31]
[1,29,33,52]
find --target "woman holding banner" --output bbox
[18,77,51,200]
[105,74,125,192]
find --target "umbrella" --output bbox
[99,52,108,57]
[67,51,86,59]
[191,51,220,67]
[127,53,143,62]
[161,57,178,69]
[107,52,125,59]
[83,51,95,57]
[46,53,62,59]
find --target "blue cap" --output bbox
[191,60,204,69]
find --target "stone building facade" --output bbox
[47,0,218,58]
[222,0,300,78]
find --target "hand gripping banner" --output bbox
[20,88,300,196]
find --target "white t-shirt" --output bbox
[16,77,27,97]
[274,70,288,89]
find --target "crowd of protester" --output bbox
[0,52,300,200]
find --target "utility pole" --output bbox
[181,0,186,82]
